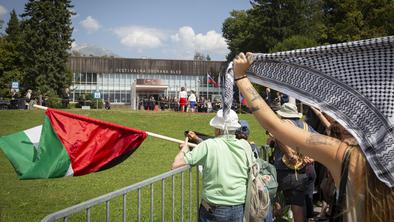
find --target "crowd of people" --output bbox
[1,89,52,110]
[138,91,222,113]
[171,52,393,222]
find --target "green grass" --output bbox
[0,109,267,222]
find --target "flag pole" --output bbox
[145,131,196,148]
[206,73,209,100]
[34,104,48,110]
[33,105,197,148]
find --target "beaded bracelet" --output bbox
[234,75,248,81]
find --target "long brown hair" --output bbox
[345,142,394,222]
[328,120,394,222]
[364,161,394,222]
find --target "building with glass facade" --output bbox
[68,57,226,109]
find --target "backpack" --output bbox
[243,144,278,222]
[257,158,278,200]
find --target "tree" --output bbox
[0,38,24,97]
[322,0,394,43]
[0,10,24,98]
[270,35,318,52]
[21,0,74,96]
[223,0,393,58]
[222,10,254,60]
[5,9,23,71]
[5,10,21,43]
[223,1,323,100]
[223,0,393,105]
[223,0,323,60]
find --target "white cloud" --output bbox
[80,16,100,33]
[171,26,229,58]
[111,25,228,59]
[71,42,117,57]
[0,5,8,18]
[71,41,78,49]
[113,26,165,49]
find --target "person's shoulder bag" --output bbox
[243,144,274,222]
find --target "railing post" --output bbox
[172,175,175,222]
[105,201,110,222]
[138,189,141,222]
[189,167,192,222]
[86,208,90,222]
[196,166,200,221]
[150,184,154,222]
[41,166,195,222]
[161,179,165,222]
[181,171,184,222]
[122,194,126,222]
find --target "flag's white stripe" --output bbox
[24,125,42,149]
[65,163,74,176]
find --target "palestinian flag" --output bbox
[0,108,147,179]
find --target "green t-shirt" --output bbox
[184,135,251,205]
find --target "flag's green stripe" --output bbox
[0,131,38,177]
[0,117,71,179]
[22,116,71,179]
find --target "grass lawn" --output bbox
[0,109,267,222]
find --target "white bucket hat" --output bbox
[209,109,241,130]
[276,103,302,119]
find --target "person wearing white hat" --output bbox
[172,109,251,222]
[276,103,302,119]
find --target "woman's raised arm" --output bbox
[233,52,346,184]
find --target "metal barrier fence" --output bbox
[42,165,200,222]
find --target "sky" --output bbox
[0,0,252,61]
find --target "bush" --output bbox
[90,99,103,109]
[76,94,103,109]
[46,97,63,108]
[77,99,91,108]
[69,102,77,109]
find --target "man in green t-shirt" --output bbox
[172,109,251,222]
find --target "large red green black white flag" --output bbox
[0,108,147,179]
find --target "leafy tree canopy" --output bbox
[21,0,74,96]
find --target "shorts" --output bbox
[179,98,187,106]
[190,101,196,108]
[277,170,308,206]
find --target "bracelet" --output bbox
[181,150,189,155]
[234,75,247,81]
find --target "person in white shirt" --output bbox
[188,90,197,112]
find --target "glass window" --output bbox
[121,91,126,103]
[74,73,81,83]
[92,73,97,83]
[111,91,116,103]
[126,91,130,103]
[104,91,109,101]
[81,73,86,84]
[114,91,120,103]
[87,73,92,83]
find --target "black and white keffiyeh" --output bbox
[246,36,394,187]
[222,62,234,122]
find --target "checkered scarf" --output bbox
[222,62,234,125]
[246,36,394,187]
